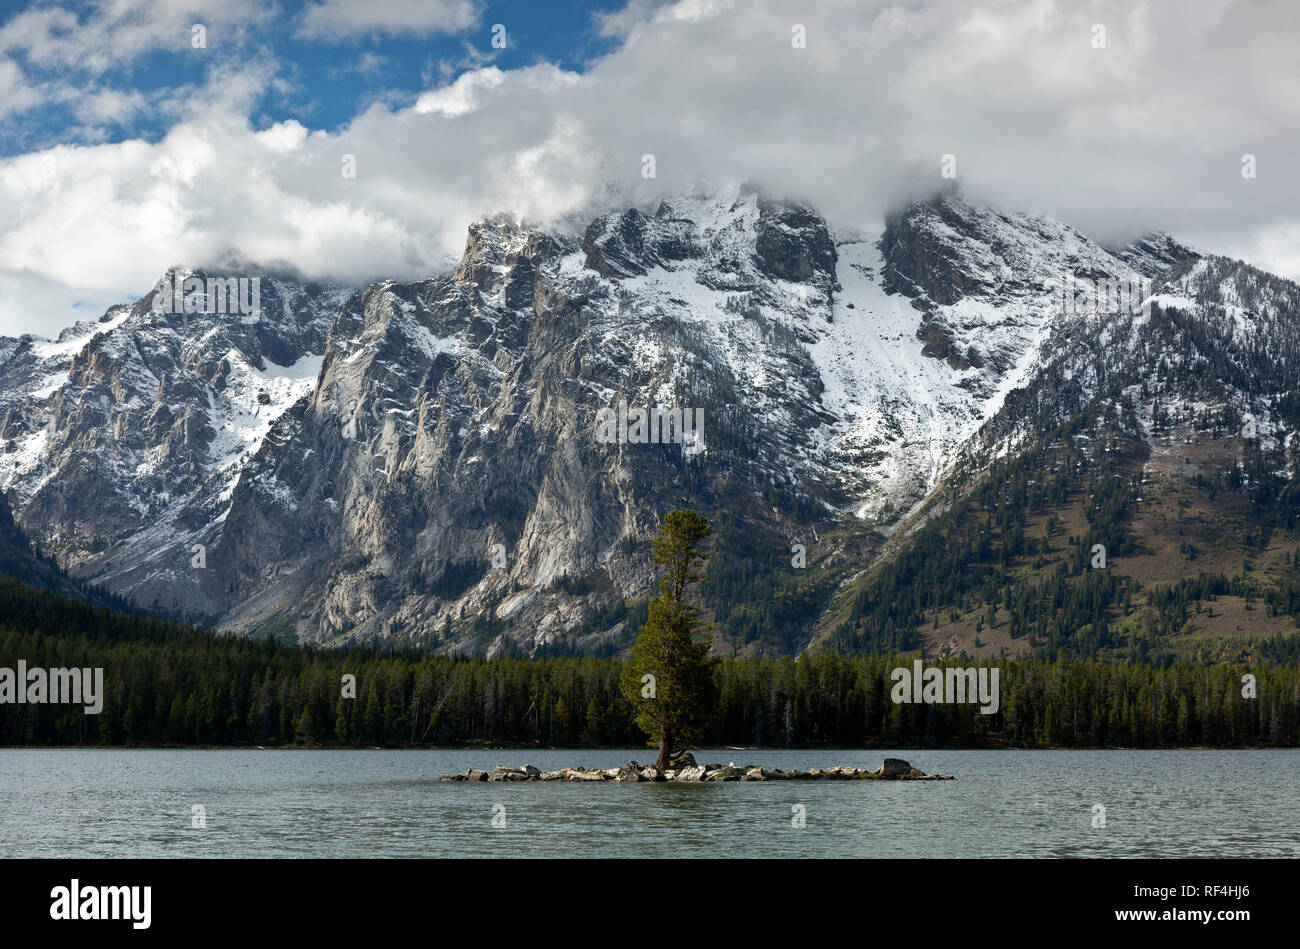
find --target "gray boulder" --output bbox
[875,758,919,778]
[668,752,698,770]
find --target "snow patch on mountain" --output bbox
[207,350,323,492]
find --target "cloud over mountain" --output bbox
[1,0,1298,336]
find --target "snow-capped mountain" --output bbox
[0,272,350,612]
[3,185,1294,658]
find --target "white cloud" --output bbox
[0,2,284,143]
[593,0,663,38]
[74,87,149,125]
[2,0,1300,339]
[297,0,480,41]
[0,5,79,65]
[347,52,391,77]
[0,1,278,75]
[0,269,127,340]
[0,56,43,118]
[412,65,506,116]
[1216,221,1300,282]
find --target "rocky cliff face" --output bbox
[204,190,855,653]
[0,271,349,616]
[0,491,108,603]
[3,186,1291,658]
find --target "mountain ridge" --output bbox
[2,187,1296,662]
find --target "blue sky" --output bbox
[0,0,630,156]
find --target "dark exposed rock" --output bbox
[502,255,536,310]
[582,208,649,277]
[876,758,919,778]
[753,197,837,292]
[667,751,697,770]
[916,314,978,370]
[581,205,704,280]
[1105,231,1199,278]
[881,194,985,305]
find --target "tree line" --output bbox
[2,574,1296,748]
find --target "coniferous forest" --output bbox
[2,576,1297,749]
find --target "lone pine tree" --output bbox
[621,508,718,769]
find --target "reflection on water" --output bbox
[2,748,1297,858]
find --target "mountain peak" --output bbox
[1105,231,1200,278]
[1,188,1294,659]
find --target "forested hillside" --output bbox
[3,574,1297,748]
[820,284,1300,665]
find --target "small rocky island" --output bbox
[439,754,953,782]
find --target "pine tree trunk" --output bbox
[656,730,672,770]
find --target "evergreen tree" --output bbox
[620,509,718,769]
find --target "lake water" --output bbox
[2,748,1297,858]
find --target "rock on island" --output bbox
[439,754,953,782]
